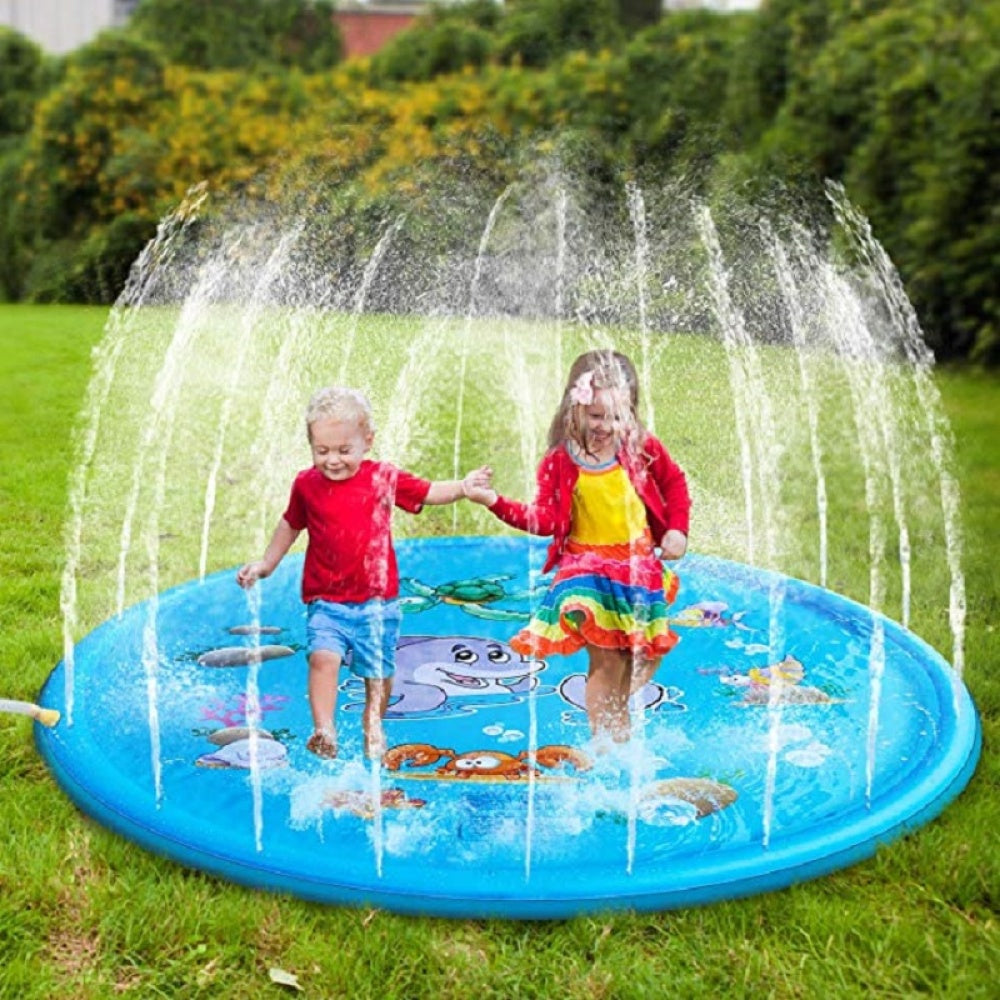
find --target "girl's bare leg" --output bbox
[585,646,632,743]
[629,654,661,695]
[363,677,392,759]
[307,650,341,757]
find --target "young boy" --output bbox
[237,386,489,760]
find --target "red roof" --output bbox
[334,11,417,59]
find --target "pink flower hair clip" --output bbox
[569,370,595,406]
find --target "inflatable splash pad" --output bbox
[37,536,979,919]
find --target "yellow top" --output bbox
[569,464,648,546]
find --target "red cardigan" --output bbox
[488,436,691,573]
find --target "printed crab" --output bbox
[398,574,549,622]
[383,742,592,780]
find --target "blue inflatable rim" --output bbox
[35,537,982,919]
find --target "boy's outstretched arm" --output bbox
[236,518,300,587]
[423,465,493,505]
[463,465,497,507]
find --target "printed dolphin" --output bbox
[342,635,549,718]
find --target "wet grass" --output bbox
[0,304,997,998]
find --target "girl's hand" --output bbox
[236,561,269,588]
[462,465,497,506]
[660,529,688,560]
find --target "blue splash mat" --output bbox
[36,536,980,918]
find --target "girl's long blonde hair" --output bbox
[546,350,645,455]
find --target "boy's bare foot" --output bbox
[364,728,387,762]
[306,728,337,759]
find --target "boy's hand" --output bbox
[660,529,688,560]
[462,465,497,506]
[236,561,269,588]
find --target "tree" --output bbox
[900,11,1000,362]
[0,28,53,298]
[0,28,50,142]
[722,0,833,147]
[127,0,342,71]
[370,3,497,85]
[15,33,168,300]
[734,0,999,361]
[499,0,624,68]
[616,0,662,33]
[623,11,748,162]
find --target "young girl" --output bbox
[237,387,486,761]
[466,350,690,744]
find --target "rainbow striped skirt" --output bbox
[509,541,680,661]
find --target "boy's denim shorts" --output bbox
[305,598,401,680]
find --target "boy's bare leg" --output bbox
[306,650,341,758]
[585,646,632,744]
[363,677,392,760]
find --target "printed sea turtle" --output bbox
[399,574,548,622]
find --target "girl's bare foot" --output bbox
[306,728,337,759]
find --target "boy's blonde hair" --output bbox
[305,387,375,438]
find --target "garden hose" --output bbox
[0,698,60,727]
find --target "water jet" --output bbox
[35,170,979,916]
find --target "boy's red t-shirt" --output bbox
[282,461,431,604]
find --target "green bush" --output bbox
[128,0,342,71]
[615,0,662,32]
[18,33,167,242]
[623,11,749,162]
[499,0,623,68]
[23,213,156,304]
[0,0,996,363]
[0,147,30,301]
[749,0,1000,361]
[0,28,48,141]
[370,18,495,85]
[22,239,84,303]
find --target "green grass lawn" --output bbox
[0,304,997,998]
